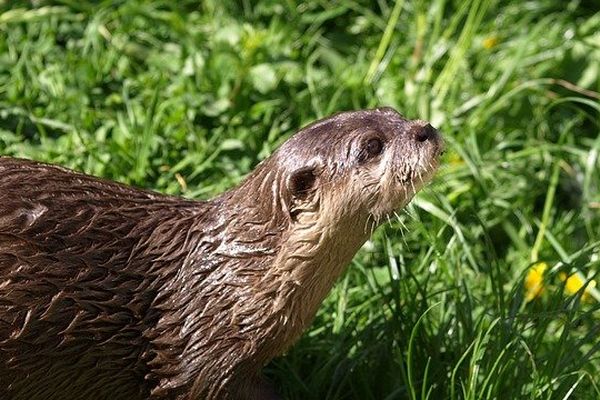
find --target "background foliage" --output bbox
[1,0,599,398]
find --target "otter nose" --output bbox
[413,123,438,142]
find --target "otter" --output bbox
[0,107,442,400]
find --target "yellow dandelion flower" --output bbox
[524,262,547,302]
[483,36,499,49]
[559,272,597,301]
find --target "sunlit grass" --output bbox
[1,1,599,399]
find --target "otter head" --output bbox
[278,107,443,235]
[210,107,443,370]
[246,107,445,345]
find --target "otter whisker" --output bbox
[370,215,379,237]
[364,214,373,235]
[390,210,409,247]
[393,211,409,232]
[401,206,419,222]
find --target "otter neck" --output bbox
[256,209,371,359]
[203,171,371,362]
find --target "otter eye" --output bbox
[357,136,385,163]
[365,137,384,157]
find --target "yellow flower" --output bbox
[559,272,597,301]
[482,36,499,49]
[524,262,547,301]
[448,151,464,166]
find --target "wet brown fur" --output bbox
[0,107,442,399]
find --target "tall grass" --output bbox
[1,1,599,398]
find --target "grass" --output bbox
[1,0,599,398]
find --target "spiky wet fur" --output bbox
[0,107,442,399]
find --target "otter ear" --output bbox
[287,166,319,199]
[287,165,321,221]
